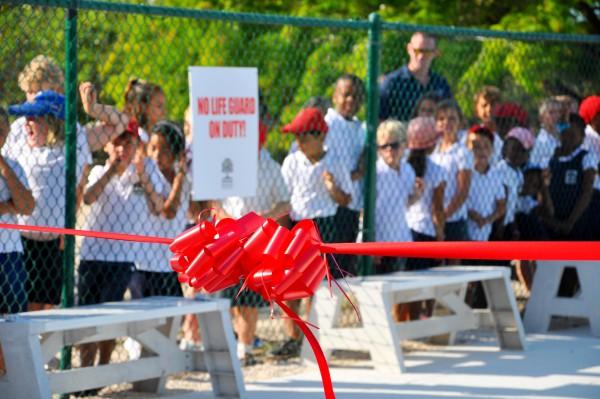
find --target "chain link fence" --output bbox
[1,0,600,395]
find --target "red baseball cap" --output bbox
[467,124,494,143]
[125,119,139,138]
[579,95,600,124]
[493,102,527,126]
[281,107,328,135]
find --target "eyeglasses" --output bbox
[378,141,402,151]
[412,48,437,56]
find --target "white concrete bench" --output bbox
[0,296,245,398]
[524,260,600,336]
[302,266,526,373]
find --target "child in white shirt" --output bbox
[465,125,506,241]
[375,119,417,274]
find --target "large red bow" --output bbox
[170,212,330,301]
[169,212,337,398]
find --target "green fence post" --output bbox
[360,12,381,277]
[60,0,78,378]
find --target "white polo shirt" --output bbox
[495,159,523,226]
[583,125,600,191]
[221,149,289,218]
[80,158,165,263]
[376,158,415,243]
[466,167,505,241]
[405,157,446,237]
[135,168,187,273]
[281,150,352,220]
[14,143,88,240]
[324,108,365,211]
[530,128,559,168]
[431,141,474,222]
[0,158,30,253]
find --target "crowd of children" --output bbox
[2,50,600,385]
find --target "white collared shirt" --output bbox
[495,159,523,226]
[324,108,366,211]
[583,125,600,191]
[281,150,352,220]
[14,143,88,240]
[376,158,415,242]
[405,157,446,237]
[467,167,505,241]
[135,170,191,273]
[431,141,474,222]
[80,158,166,263]
[530,128,559,168]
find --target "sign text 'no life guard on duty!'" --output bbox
[189,66,259,200]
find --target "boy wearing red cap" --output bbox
[280,107,353,240]
[270,107,352,360]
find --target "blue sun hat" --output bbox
[8,91,65,120]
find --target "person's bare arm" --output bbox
[162,155,189,219]
[84,164,117,205]
[0,155,34,215]
[133,157,165,215]
[444,169,471,219]
[432,181,446,241]
[322,171,351,208]
[484,198,507,226]
[79,82,130,152]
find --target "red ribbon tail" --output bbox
[276,300,335,399]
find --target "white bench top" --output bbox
[347,266,509,291]
[0,296,228,334]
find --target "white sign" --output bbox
[189,67,258,200]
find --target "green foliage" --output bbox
[1,0,599,148]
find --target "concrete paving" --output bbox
[177,325,600,399]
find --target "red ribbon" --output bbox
[2,215,600,399]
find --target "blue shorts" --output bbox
[444,220,470,241]
[22,237,63,305]
[78,260,134,306]
[128,270,183,299]
[0,252,27,313]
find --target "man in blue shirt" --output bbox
[379,32,453,122]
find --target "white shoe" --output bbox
[124,337,142,360]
